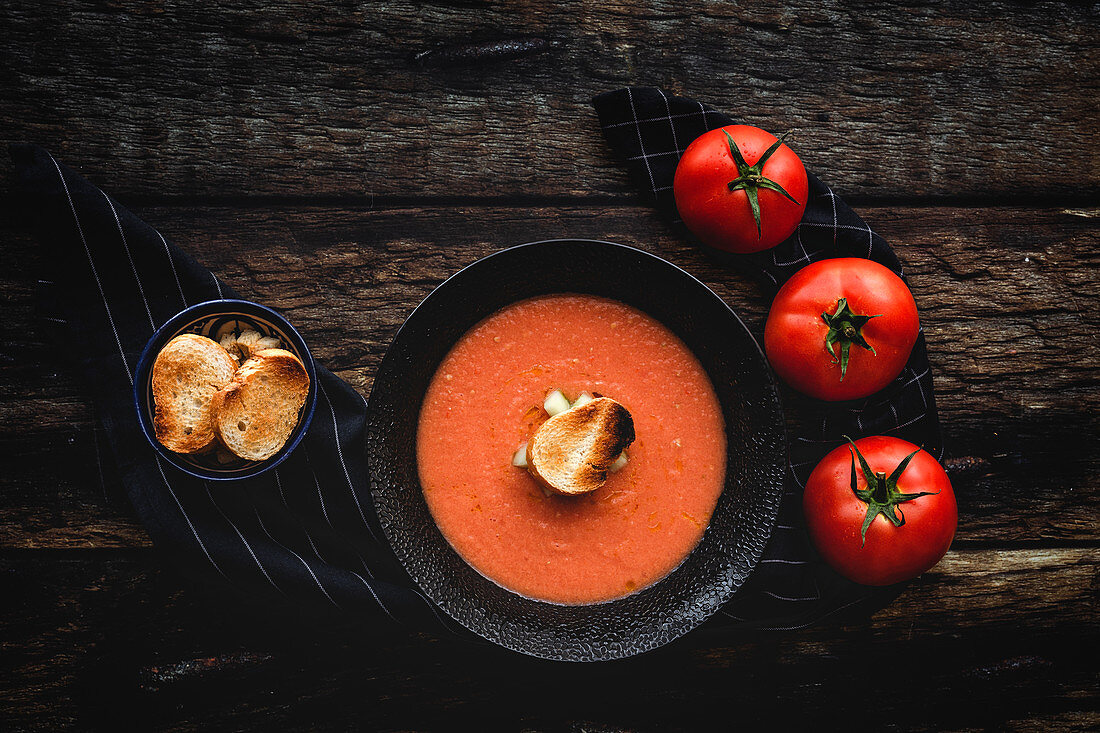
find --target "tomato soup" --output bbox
[416,294,726,604]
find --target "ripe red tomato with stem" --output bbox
[803,436,957,586]
[673,125,808,253]
[764,257,919,401]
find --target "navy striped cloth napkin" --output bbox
[593,88,944,630]
[11,143,463,636]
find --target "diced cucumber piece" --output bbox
[572,391,594,408]
[512,444,529,468]
[544,389,571,416]
[609,452,629,473]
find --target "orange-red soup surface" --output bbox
[416,294,726,604]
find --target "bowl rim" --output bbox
[368,238,789,660]
[133,298,318,481]
[401,238,775,370]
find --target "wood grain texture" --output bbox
[2,548,1097,731]
[1,203,1097,548]
[3,2,1098,729]
[2,0,1098,200]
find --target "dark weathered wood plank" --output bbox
[2,1,1097,199]
[1,203,1097,548]
[2,548,1097,731]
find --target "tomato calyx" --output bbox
[845,437,938,546]
[722,129,801,238]
[822,298,882,381]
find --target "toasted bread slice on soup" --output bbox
[527,396,635,495]
[212,348,310,461]
[152,334,240,454]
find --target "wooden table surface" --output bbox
[2,2,1098,730]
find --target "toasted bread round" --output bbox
[152,334,240,454]
[212,348,310,462]
[527,397,635,495]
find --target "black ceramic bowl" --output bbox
[134,299,318,481]
[367,240,786,661]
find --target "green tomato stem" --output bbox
[723,129,801,239]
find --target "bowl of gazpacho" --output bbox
[367,239,786,661]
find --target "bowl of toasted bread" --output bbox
[134,299,317,480]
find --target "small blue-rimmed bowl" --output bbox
[134,299,318,481]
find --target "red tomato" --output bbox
[764,258,919,401]
[803,436,957,586]
[673,125,808,253]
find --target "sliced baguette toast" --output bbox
[212,348,310,461]
[235,330,281,359]
[220,330,282,362]
[152,334,240,454]
[526,397,635,495]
